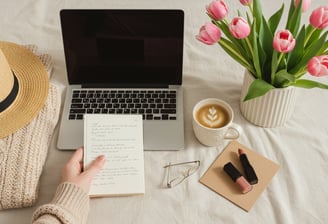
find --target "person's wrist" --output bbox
[52,182,90,223]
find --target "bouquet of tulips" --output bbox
[196,0,328,100]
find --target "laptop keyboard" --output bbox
[69,89,177,120]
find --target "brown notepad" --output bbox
[200,141,279,211]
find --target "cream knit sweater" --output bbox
[0,45,90,223]
[0,45,61,210]
[32,182,90,224]
[0,84,61,209]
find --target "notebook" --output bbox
[57,9,185,150]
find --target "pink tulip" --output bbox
[196,22,221,45]
[310,6,328,29]
[206,0,228,21]
[273,30,296,53]
[240,0,253,6]
[229,17,250,39]
[307,55,328,77]
[294,0,311,12]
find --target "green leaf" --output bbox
[286,0,302,36]
[246,12,252,26]
[319,38,328,54]
[287,25,306,70]
[256,38,269,82]
[243,79,275,101]
[289,30,328,74]
[259,15,273,82]
[305,25,322,48]
[218,38,255,74]
[251,20,262,80]
[241,39,253,62]
[215,20,251,61]
[259,16,273,55]
[274,69,296,87]
[293,79,328,89]
[271,51,278,83]
[253,0,263,32]
[268,3,284,34]
[286,0,295,30]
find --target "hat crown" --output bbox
[0,49,15,102]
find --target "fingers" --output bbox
[61,147,106,193]
[61,147,84,181]
[69,147,84,164]
[84,155,106,178]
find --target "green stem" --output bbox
[294,68,307,79]
[304,26,316,48]
[219,40,255,74]
[245,37,254,56]
[248,3,254,15]
[222,18,229,26]
[272,53,285,84]
[277,52,284,68]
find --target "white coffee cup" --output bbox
[192,98,242,147]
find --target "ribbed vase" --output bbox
[240,70,297,127]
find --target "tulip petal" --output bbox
[310,6,328,29]
[273,30,296,53]
[196,22,221,45]
[307,55,328,77]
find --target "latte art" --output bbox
[196,104,230,128]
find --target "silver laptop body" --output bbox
[57,9,184,151]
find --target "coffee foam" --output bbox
[196,104,230,128]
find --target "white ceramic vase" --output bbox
[240,70,297,127]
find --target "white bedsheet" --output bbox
[1,0,327,223]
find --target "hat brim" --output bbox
[0,42,49,138]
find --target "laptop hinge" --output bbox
[81,83,169,88]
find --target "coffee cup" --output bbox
[192,98,242,147]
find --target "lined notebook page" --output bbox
[84,114,145,197]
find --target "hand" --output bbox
[61,147,106,193]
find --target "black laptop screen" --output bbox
[60,10,184,87]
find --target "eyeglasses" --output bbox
[163,160,200,188]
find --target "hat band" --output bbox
[0,73,19,113]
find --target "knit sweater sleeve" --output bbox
[32,182,90,224]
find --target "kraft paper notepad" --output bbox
[84,114,145,197]
[200,141,280,211]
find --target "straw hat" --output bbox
[0,41,49,138]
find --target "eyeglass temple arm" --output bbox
[163,160,200,168]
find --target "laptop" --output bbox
[57,9,185,150]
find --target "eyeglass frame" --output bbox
[163,160,200,188]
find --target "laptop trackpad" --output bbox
[143,120,184,151]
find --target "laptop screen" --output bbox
[60,9,184,87]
